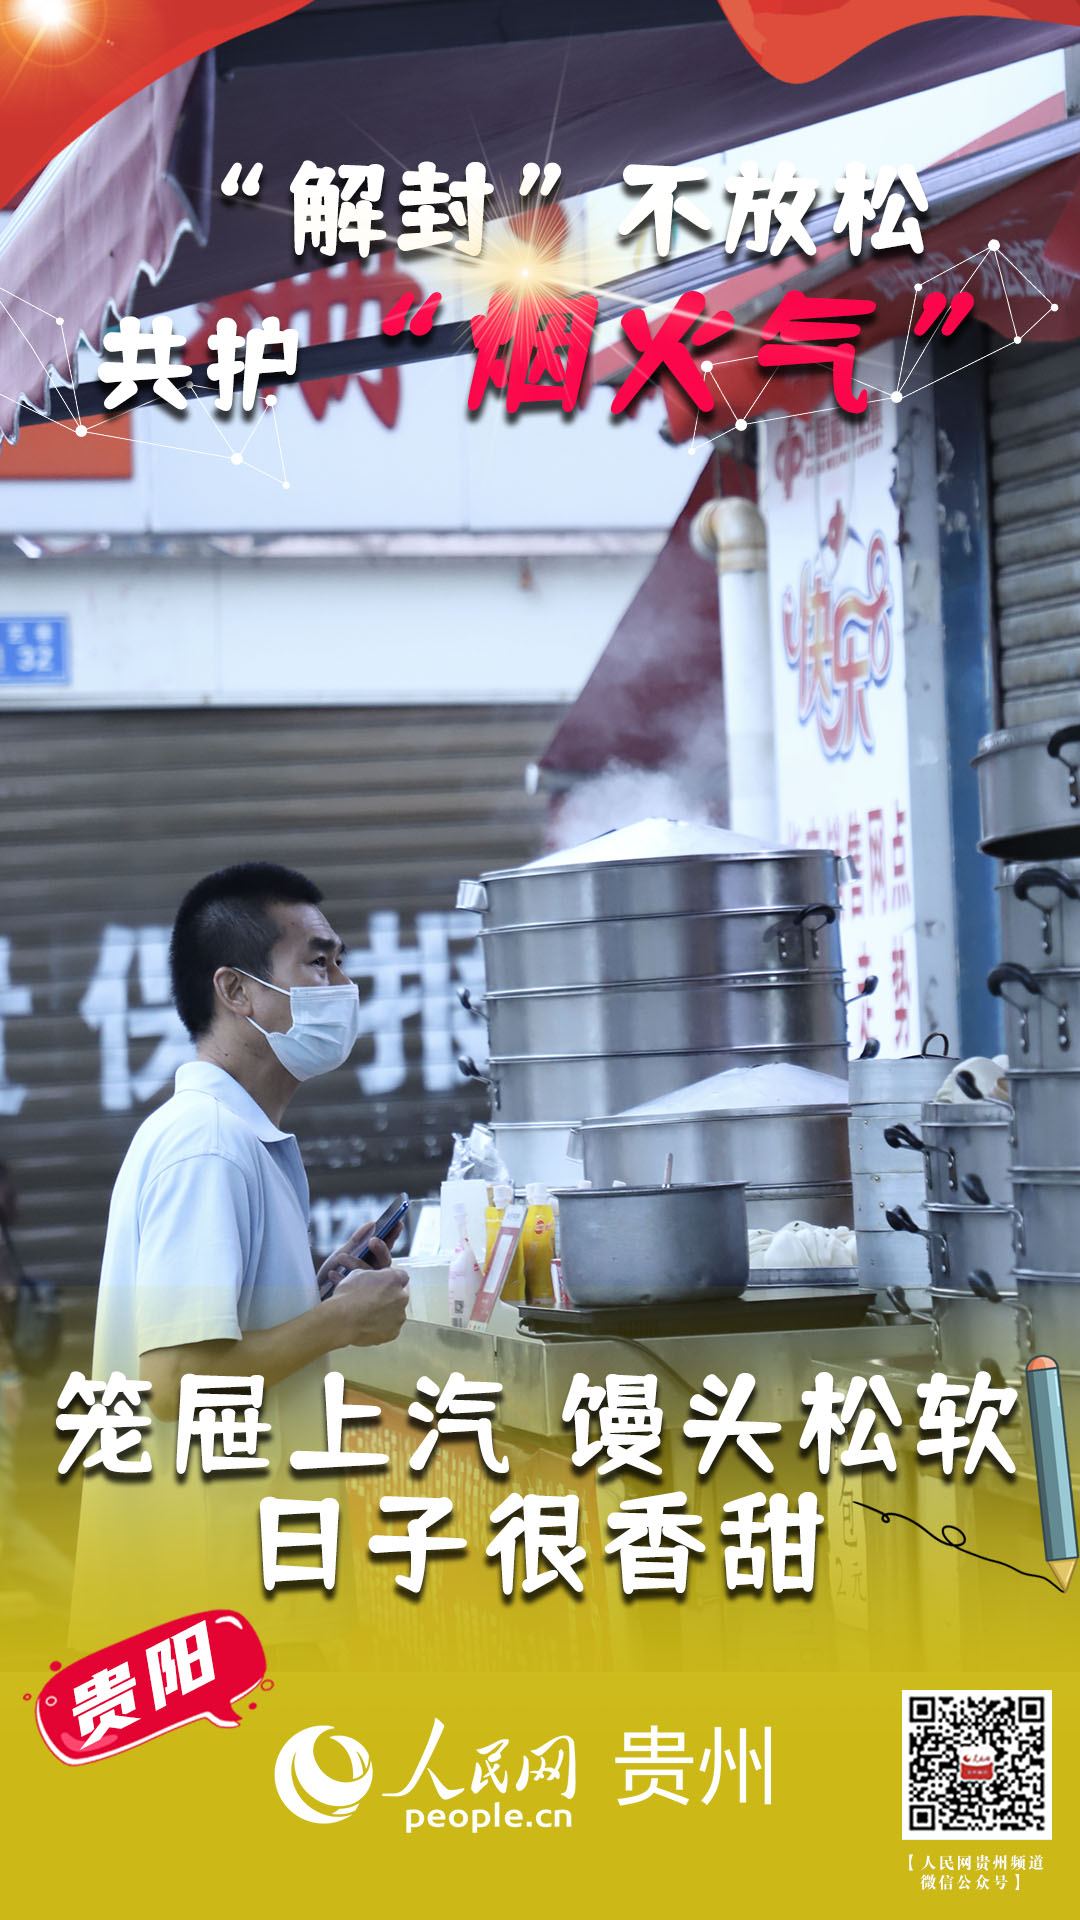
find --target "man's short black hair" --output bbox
[170,862,324,1038]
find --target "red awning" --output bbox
[0,59,212,442]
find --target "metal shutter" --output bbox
[0,703,561,1303]
[989,342,1080,727]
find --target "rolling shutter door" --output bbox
[989,342,1080,727]
[0,702,561,1304]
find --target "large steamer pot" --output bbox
[484,971,847,1059]
[932,1290,1026,1381]
[849,1041,956,1240]
[551,1182,749,1307]
[458,847,841,929]
[1007,1070,1080,1170]
[884,1099,1013,1206]
[988,962,1080,1067]
[480,902,842,992]
[488,1042,851,1123]
[571,1103,850,1194]
[1010,1171,1080,1275]
[974,717,1080,861]
[490,1121,587,1189]
[998,859,1080,972]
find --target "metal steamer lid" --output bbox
[470,847,837,886]
[577,1102,850,1128]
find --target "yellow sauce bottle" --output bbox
[489,1182,527,1302]
[522,1182,555,1304]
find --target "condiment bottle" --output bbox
[522,1182,556,1304]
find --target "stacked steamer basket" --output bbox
[848,1042,957,1309]
[974,717,1080,1388]
[456,824,855,1233]
[887,1080,1018,1379]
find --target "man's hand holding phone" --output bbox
[318,1204,410,1347]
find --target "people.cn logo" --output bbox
[274,1725,374,1824]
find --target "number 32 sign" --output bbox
[0,616,70,684]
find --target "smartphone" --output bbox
[356,1193,410,1266]
[320,1195,410,1297]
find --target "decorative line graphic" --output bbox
[853,1502,1065,1593]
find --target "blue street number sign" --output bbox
[0,616,70,685]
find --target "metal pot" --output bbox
[550,1182,749,1306]
[570,1103,850,1194]
[484,971,848,1060]
[490,1121,588,1189]
[974,717,1080,861]
[485,1043,851,1123]
[883,1099,1013,1206]
[998,859,1080,972]
[479,902,842,992]
[988,962,1080,1066]
[1009,1171,1080,1276]
[1007,1069,1080,1171]
[458,848,842,929]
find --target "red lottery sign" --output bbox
[35,1611,266,1766]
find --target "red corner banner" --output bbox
[722,0,1080,83]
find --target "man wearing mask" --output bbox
[74,861,409,1649]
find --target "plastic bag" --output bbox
[446,1124,510,1186]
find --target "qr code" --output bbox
[902,1692,1051,1840]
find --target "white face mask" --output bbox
[237,970,361,1081]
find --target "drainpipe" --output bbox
[690,495,777,842]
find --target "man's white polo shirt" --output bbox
[93,1058,327,1449]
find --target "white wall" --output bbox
[0,546,663,705]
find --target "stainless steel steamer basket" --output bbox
[484,971,848,1059]
[458,848,842,928]
[923,1201,1019,1287]
[1010,1171,1080,1276]
[1013,1272,1080,1372]
[932,1290,1026,1380]
[487,1042,851,1122]
[974,717,1080,861]
[883,1099,1013,1206]
[479,903,842,991]
[571,1103,850,1193]
[550,1182,749,1307]
[1007,1070,1080,1170]
[490,1121,588,1189]
[988,963,1080,1067]
[855,1227,931,1289]
[998,859,1080,972]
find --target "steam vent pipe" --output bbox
[690,496,778,843]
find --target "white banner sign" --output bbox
[761,367,918,1059]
